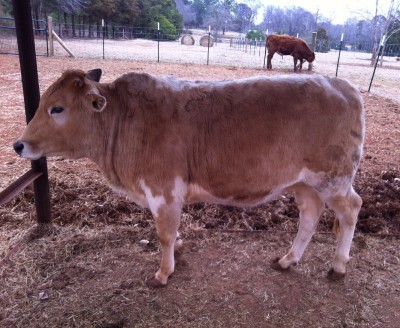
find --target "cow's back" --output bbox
[267,35,297,54]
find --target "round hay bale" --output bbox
[199,34,214,47]
[181,34,195,45]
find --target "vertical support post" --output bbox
[311,31,317,52]
[368,35,386,92]
[157,22,160,63]
[102,19,105,59]
[12,0,52,224]
[263,35,268,69]
[335,33,344,77]
[48,16,54,56]
[310,31,317,70]
[207,26,211,65]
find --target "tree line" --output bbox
[1,0,184,37]
[1,0,399,54]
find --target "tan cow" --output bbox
[14,69,364,287]
[267,34,316,71]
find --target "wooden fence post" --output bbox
[309,31,317,70]
[48,16,54,56]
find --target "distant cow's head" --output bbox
[307,52,316,63]
[13,69,105,160]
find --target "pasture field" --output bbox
[0,54,399,327]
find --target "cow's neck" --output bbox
[87,84,145,189]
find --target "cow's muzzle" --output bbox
[13,141,24,156]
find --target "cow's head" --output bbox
[13,69,106,160]
[307,52,316,63]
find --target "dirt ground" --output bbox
[0,55,399,328]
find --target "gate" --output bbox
[0,16,49,56]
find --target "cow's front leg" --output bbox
[267,52,274,69]
[145,204,182,288]
[293,57,298,71]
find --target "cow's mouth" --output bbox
[13,141,43,160]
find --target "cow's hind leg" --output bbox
[145,204,182,288]
[174,232,184,259]
[326,187,362,280]
[272,185,324,271]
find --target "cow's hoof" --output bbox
[327,268,345,281]
[270,257,291,272]
[145,276,166,288]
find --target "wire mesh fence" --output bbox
[1,17,399,102]
[54,23,180,41]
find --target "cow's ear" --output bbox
[86,69,102,82]
[86,91,107,112]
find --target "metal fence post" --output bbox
[157,22,160,63]
[207,27,211,65]
[335,33,344,77]
[12,0,52,224]
[263,36,268,69]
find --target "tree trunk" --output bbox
[58,8,62,37]
[370,0,379,65]
[80,16,83,37]
[64,12,68,37]
[72,15,76,37]
[89,17,92,38]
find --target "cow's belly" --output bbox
[110,185,149,209]
[186,183,287,207]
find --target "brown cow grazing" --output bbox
[14,69,364,287]
[267,34,316,71]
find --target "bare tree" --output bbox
[379,0,400,65]
[368,0,400,65]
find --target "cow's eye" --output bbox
[50,106,64,115]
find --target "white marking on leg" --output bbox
[140,180,166,216]
[172,176,188,203]
[279,187,324,268]
[145,177,187,286]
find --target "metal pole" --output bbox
[207,26,211,65]
[368,35,386,92]
[102,19,104,59]
[157,22,160,63]
[45,19,49,57]
[263,37,268,69]
[12,0,52,224]
[335,33,344,77]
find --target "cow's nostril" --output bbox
[13,141,24,155]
